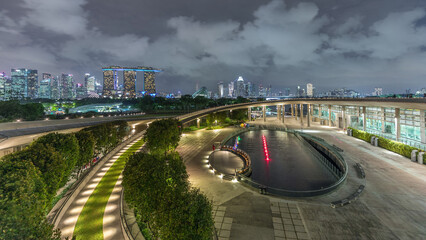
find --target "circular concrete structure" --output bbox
[226,129,339,193]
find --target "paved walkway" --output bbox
[178,117,426,239]
[209,151,244,175]
[56,135,145,240]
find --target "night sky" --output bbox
[1,0,426,94]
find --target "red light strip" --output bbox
[262,135,270,161]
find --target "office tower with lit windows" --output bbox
[85,73,96,93]
[236,76,245,97]
[27,70,38,99]
[143,67,156,94]
[39,73,52,99]
[228,82,234,97]
[0,72,5,100]
[61,74,74,99]
[76,83,87,99]
[11,68,38,99]
[102,67,118,97]
[218,81,224,98]
[51,76,60,99]
[123,70,136,97]
[307,83,314,97]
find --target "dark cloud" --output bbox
[0,0,425,95]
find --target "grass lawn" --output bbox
[73,138,145,240]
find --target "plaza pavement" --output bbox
[177,117,426,240]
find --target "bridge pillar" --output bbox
[277,105,281,120]
[341,106,346,129]
[197,118,200,128]
[395,108,401,141]
[263,105,266,122]
[300,104,304,127]
[295,104,299,121]
[282,104,285,124]
[362,106,366,131]
[328,105,332,127]
[421,110,426,144]
[318,104,322,123]
[248,107,252,121]
[291,104,295,119]
[307,104,311,127]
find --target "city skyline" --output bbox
[1,0,426,94]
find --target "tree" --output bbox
[122,152,189,238]
[0,159,61,240]
[144,118,181,154]
[74,131,95,169]
[35,133,80,186]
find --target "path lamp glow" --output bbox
[262,135,270,161]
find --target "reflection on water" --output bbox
[226,130,337,191]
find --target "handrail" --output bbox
[220,145,252,176]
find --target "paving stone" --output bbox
[287,203,297,208]
[214,222,222,229]
[218,206,226,211]
[296,232,309,239]
[285,231,297,238]
[295,225,306,232]
[292,219,303,226]
[275,237,285,240]
[271,206,280,212]
[274,229,285,237]
[272,213,281,218]
[214,216,224,223]
[216,211,225,217]
[280,207,290,213]
[222,223,232,231]
[279,202,288,207]
[283,218,293,225]
[284,224,295,231]
[273,223,283,230]
[289,208,299,214]
[272,217,282,223]
[223,217,233,224]
[219,229,231,238]
[291,213,301,219]
[218,238,229,240]
[270,202,279,207]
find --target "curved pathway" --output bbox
[57,136,144,240]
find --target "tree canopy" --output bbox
[144,118,181,154]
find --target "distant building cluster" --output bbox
[0,69,103,101]
[102,66,161,98]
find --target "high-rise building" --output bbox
[51,76,60,99]
[75,83,87,99]
[307,83,314,97]
[236,76,245,97]
[228,82,234,97]
[217,81,224,98]
[143,67,156,94]
[10,68,37,99]
[84,73,96,93]
[258,84,266,97]
[0,72,6,101]
[102,66,119,97]
[95,80,103,95]
[284,88,290,96]
[123,70,136,98]
[61,74,74,99]
[39,73,52,99]
[27,70,38,99]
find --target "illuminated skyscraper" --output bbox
[85,73,96,93]
[228,82,234,97]
[11,68,37,99]
[61,74,74,99]
[0,72,5,101]
[76,83,87,99]
[236,76,245,97]
[143,67,156,94]
[51,76,60,99]
[307,83,314,97]
[217,81,224,98]
[123,70,136,97]
[39,73,51,99]
[27,70,38,99]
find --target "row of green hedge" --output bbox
[349,127,425,164]
[123,119,214,239]
[0,120,130,239]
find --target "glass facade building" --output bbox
[10,68,37,99]
[61,74,74,99]
[39,73,51,99]
[123,70,136,97]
